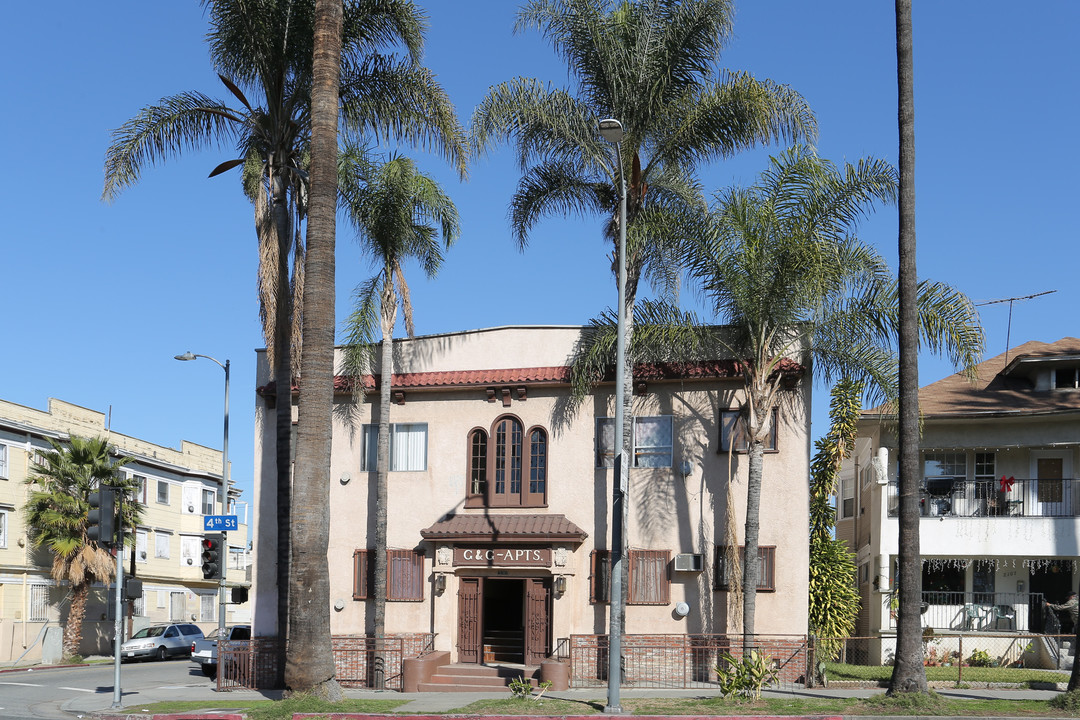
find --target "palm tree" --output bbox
[284,0,343,699]
[889,0,929,696]
[682,145,982,645]
[23,436,142,661]
[103,0,467,652]
[470,0,816,630]
[340,151,460,668]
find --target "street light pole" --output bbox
[599,117,628,715]
[175,352,230,640]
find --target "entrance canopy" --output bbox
[420,513,587,544]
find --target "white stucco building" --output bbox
[837,337,1080,663]
[251,325,813,687]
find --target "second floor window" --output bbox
[201,489,215,515]
[156,480,169,505]
[362,423,428,472]
[0,443,10,479]
[466,415,547,507]
[596,416,673,468]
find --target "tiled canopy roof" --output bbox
[865,337,1080,418]
[420,513,588,543]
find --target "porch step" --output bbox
[483,630,524,663]
[419,663,540,692]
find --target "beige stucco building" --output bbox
[252,325,812,670]
[837,338,1080,665]
[0,397,250,664]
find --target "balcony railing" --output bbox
[888,591,1048,633]
[887,478,1080,518]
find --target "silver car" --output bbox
[120,623,204,661]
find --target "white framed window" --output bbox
[201,489,216,515]
[200,593,216,621]
[133,595,146,617]
[0,443,8,479]
[0,507,9,548]
[155,531,171,559]
[596,416,674,468]
[156,480,170,505]
[840,472,855,519]
[361,423,428,471]
[170,591,186,622]
[130,474,147,504]
[180,535,200,569]
[136,529,148,564]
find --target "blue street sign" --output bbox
[204,515,239,532]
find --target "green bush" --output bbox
[966,648,996,667]
[1050,690,1080,712]
[714,650,779,701]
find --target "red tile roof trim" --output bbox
[256,358,805,396]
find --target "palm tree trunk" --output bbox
[888,0,928,695]
[284,0,342,700]
[373,282,395,687]
[272,172,294,686]
[742,438,763,651]
[64,582,89,660]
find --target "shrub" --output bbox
[1050,690,1080,712]
[966,648,995,667]
[715,650,779,701]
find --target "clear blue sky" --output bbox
[2,2,1076,510]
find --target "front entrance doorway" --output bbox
[457,576,551,665]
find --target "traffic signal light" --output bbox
[201,533,223,580]
[230,586,249,604]
[87,488,116,545]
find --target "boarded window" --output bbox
[590,549,670,605]
[628,549,670,604]
[714,545,776,592]
[354,549,424,601]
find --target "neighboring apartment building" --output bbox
[251,325,812,676]
[0,397,250,664]
[837,338,1080,661]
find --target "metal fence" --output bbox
[818,632,1074,686]
[888,478,1080,518]
[900,591,1047,633]
[568,634,810,690]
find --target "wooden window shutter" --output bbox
[352,549,371,600]
[590,550,610,604]
[628,549,670,605]
[387,549,424,601]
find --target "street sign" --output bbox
[203,515,238,532]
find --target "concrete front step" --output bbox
[422,663,540,692]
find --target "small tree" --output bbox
[23,436,142,660]
[808,380,863,660]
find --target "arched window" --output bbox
[466,416,547,508]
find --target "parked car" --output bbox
[121,624,204,662]
[190,624,251,678]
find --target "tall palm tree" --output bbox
[284,0,343,699]
[340,151,460,666]
[470,0,816,629]
[23,436,142,661]
[889,0,928,696]
[103,0,467,652]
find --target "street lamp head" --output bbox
[174,352,197,362]
[598,118,624,144]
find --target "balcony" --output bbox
[889,591,1049,633]
[887,478,1080,518]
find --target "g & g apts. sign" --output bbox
[453,545,552,567]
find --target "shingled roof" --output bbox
[865,337,1080,419]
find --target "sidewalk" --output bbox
[61,680,1065,718]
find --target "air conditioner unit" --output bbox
[674,553,703,572]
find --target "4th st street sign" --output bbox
[204,514,238,532]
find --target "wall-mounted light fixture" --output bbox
[334,599,345,611]
[434,574,447,594]
[554,576,567,596]
[340,472,351,485]
[680,459,694,478]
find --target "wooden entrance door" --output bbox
[524,578,551,665]
[1036,457,1065,515]
[457,577,482,663]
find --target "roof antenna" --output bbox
[975,290,1056,364]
